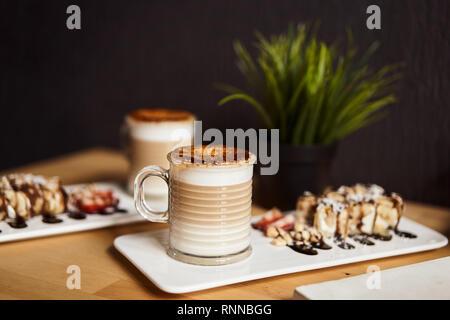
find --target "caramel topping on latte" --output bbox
[169,145,256,166]
[129,108,195,122]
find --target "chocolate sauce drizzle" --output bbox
[98,208,115,215]
[259,225,417,256]
[334,236,355,250]
[289,240,332,255]
[67,207,128,220]
[394,229,417,239]
[5,207,128,227]
[98,207,128,215]
[388,226,417,239]
[8,217,27,229]
[68,211,87,220]
[369,233,393,241]
[288,229,415,253]
[42,215,63,224]
[351,235,375,246]
[311,241,332,250]
[289,244,318,255]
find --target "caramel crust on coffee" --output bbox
[169,145,256,166]
[129,108,195,122]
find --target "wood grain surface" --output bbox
[0,148,449,300]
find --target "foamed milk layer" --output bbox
[170,165,253,187]
[126,116,194,142]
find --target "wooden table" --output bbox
[0,148,449,300]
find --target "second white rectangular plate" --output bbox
[293,256,450,299]
[114,213,448,294]
[0,182,146,243]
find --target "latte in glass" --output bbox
[134,145,256,265]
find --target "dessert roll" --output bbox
[324,191,345,202]
[373,193,403,236]
[347,201,361,235]
[41,176,67,215]
[339,183,384,202]
[348,201,377,235]
[0,176,32,221]
[295,192,317,225]
[338,184,402,237]
[7,174,44,216]
[313,204,336,238]
[313,198,347,238]
[7,191,31,220]
[264,183,408,249]
[336,206,350,238]
[0,179,11,220]
[366,184,385,201]
[391,192,404,226]
[0,193,6,220]
[0,174,67,224]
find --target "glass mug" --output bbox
[134,145,256,265]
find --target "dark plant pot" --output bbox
[253,143,338,211]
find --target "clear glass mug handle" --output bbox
[134,165,169,223]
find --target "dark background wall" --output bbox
[1,0,449,206]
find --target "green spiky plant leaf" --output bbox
[217,24,402,145]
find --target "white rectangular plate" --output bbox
[293,256,450,299]
[114,213,448,294]
[0,182,145,243]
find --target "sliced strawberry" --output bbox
[71,185,120,214]
[80,203,101,213]
[252,207,284,230]
[264,214,295,232]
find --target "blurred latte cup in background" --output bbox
[123,109,195,204]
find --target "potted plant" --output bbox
[218,24,401,210]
